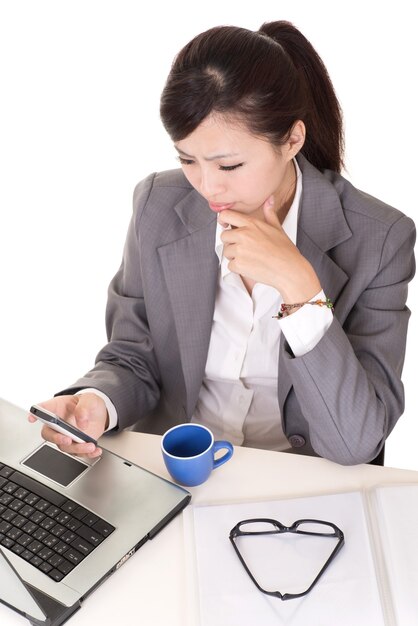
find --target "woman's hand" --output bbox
[219,196,321,302]
[28,393,109,458]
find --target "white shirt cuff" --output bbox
[75,388,118,431]
[279,290,333,357]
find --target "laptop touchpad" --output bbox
[22,444,89,487]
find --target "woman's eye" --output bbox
[219,163,244,171]
[177,156,194,165]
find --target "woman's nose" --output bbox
[199,170,226,198]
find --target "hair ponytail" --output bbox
[259,21,344,172]
[160,21,344,173]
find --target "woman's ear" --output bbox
[284,120,306,161]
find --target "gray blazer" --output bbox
[62,155,416,465]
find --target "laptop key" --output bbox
[62,530,76,544]
[48,554,64,568]
[58,559,75,576]
[22,521,37,534]
[56,511,71,525]
[72,506,89,521]
[92,519,115,537]
[43,534,59,548]
[14,487,29,500]
[0,493,13,506]
[0,521,12,534]
[10,472,66,507]
[3,482,18,494]
[64,548,85,565]
[30,511,46,524]
[61,500,78,514]
[1,536,14,549]
[77,525,104,547]
[40,517,55,531]
[30,555,44,568]
[35,499,50,512]
[70,537,94,555]
[48,568,65,582]
[39,561,53,574]
[20,505,35,518]
[17,533,32,547]
[66,517,82,532]
[13,514,27,528]
[45,505,60,518]
[2,509,17,522]
[7,527,22,541]
[33,528,48,542]
[38,547,53,561]
[9,499,24,512]
[53,541,69,555]
[50,524,66,537]
[0,466,14,478]
[83,513,99,527]
[28,540,43,554]
[24,493,39,506]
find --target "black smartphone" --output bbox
[29,405,97,445]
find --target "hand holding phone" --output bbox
[29,405,98,445]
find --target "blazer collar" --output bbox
[296,154,352,251]
[172,183,216,234]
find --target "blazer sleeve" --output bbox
[282,213,416,464]
[59,173,162,429]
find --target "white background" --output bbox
[0,1,416,469]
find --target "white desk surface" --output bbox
[2,431,418,625]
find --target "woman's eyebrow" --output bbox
[174,145,241,161]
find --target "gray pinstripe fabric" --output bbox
[60,154,416,465]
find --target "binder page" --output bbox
[184,491,385,626]
[374,485,418,626]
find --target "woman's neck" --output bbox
[274,159,297,224]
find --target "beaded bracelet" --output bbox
[273,297,334,319]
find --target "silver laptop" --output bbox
[0,397,191,625]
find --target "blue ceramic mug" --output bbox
[161,423,234,487]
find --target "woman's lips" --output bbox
[208,202,234,212]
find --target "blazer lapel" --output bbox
[278,155,352,415]
[158,190,218,416]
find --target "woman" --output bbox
[30,21,415,465]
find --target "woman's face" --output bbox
[174,114,301,219]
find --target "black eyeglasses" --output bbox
[229,518,344,601]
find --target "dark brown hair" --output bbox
[160,21,344,172]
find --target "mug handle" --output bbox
[213,440,234,469]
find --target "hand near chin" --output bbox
[219,196,321,301]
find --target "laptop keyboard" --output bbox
[0,462,115,582]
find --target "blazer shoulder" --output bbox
[133,168,191,197]
[132,169,193,215]
[324,168,414,229]
[153,168,193,189]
